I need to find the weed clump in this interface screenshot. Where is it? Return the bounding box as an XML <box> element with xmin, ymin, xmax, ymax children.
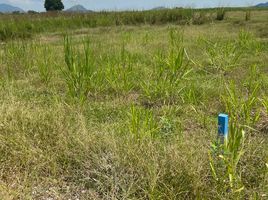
<box><xmin>62</xmin><ymin>36</ymin><xmax>95</xmax><ymax>102</ymax></box>
<box><xmin>216</xmin><ymin>8</ymin><xmax>226</xmax><ymax>21</ymax></box>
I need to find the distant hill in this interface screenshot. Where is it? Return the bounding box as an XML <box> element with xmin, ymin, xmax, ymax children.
<box><xmin>151</xmin><ymin>6</ymin><xmax>168</xmax><ymax>10</ymax></box>
<box><xmin>0</xmin><ymin>3</ymin><xmax>24</xmax><ymax>13</ymax></box>
<box><xmin>255</xmin><ymin>2</ymin><xmax>268</xmax><ymax>7</ymax></box>
<box><xmin>66</xmin><ymin>5</ymin><xmax>93</xmax><ymax>13</ymax></box>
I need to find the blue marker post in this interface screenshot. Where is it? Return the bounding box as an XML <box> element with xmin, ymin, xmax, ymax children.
<box><xmin>218</xmin><ymin>114</ymin><xmax>229</xmax><ymax>144</ymax></box>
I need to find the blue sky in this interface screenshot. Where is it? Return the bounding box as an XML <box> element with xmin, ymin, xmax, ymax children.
<box><xmin>1</xmin><ymin>0</ymin><xmax>265</xmax><ymax>11</ymax></box>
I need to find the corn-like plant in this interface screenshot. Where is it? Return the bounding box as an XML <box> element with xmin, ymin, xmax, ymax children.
<box><xmin>238</xmin><ymin>30</ymin><xmax>253</xmax><ymax>47</ymax></box>
<box><xmin>105</xmin><ymin>62</ymin><xmax>134</xmax><ymax>94</ymax></box>
<box><xmin>142</xmin><ymin>29</ymin><xmax>192</xmax><ymax>104</ymax></box>
<box><xmin>182</xmin><ymin>83</ymin><xmax>202</xmax><ymax>105</ymax></box>
<box><xmin>36</xmin><ymin>45</ymin><xmax>53</xmax><ymax>85</ymax></box>
<box><xmin>163</xmin><ymin>30</ymin><xmax>191</xmax><ymax>84</ymax></box>
<box><xmin>222</xmin><ymin>82</ymin><xmax>260</xmax><ymax>127</ymax></box>
<box><xmin>128</xmin><ymin>105</ymin><xmax>159</xmax><ymax>139</ymax></box>
<box><xmin>238</xmin><ymin>30</ymin><xmax>263</xmax><ymax>54</ymax></box>
<box><xmin>200</xmin><ymin>38</ymin><xmax>242</xmax><ymax>73</ymax></box>
<box><xmin>62</xmin><ymin>36</ymin><xmax>95</xmax><ymax>101</ymax></box>
<box><xmin>209</xmin><ymin>123</ymin><xmax>245</xmax><ymax>196</ymax></box>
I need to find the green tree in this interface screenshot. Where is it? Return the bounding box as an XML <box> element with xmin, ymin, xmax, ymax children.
<box><xmin>44</xmin><ymin>0</ymin><xmax>64</xmax><ymax>11</ymax></box>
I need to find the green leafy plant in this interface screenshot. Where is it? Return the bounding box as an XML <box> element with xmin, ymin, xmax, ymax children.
<box><xmin>105</xmin><ymin>62</ymin><xmax>134</xmax><ymax>94</ymax></box>
<box><xmin>200</xmin><ymin>38</ymin><xmax>242</xmax><ymax>73</ymax></box>
<box><xmin>2</xmin><ymin>41</ymin><xmax>34</xmax><ymax>79</ymax></box>
<box><xmin>142</xmin><ymin>29</ymin><xmax>192</xmax><ymax>104</ymax></box>
<box><xmin>222</xmin><ymin>81</ymin><xmax>260</xmax><ymax>127</ymax></box>
<box><xmin>128</xmin><ymin>105</ymin><xmax>159</xmax><ymax>139</ymax></box>
<box><xmin>62</xmin><ymin>36</ymin><xmax>95</xmax><ymax>101</ymax></box>
<box><xmin>209</xmin><ymin>123</ymin><xmax>245</xmax><ymax>196</ymax></box>
<box><xmin>238</xmin><ymin>30</ymin><xmax>263</xmax><ymax>54</ymax></box>
<box><xmin>36</xmin><ymin>45</ymin><xmax>53</xmax><ymax>85</ymax></box>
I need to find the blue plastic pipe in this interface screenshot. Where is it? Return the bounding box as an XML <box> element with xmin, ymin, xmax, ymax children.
<box><xmin>218</xmin><ymin>113</ymin><xmax>229</xmax><ymax>140</ymax></box>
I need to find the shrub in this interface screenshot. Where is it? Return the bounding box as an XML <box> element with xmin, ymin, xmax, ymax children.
<box><xmin>245</xmin><ymin>10</ymin><xmax>251</xmax><ymax>21</ymax></box>
<box><xmin>216</xmin><ymin>8</ymin><xmax>226</xmax><ymax>21</ymax></box>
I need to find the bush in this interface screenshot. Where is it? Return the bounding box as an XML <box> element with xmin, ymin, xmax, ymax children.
<box><xmin>216</xmin><ymin>8</ymin><xmax>226</xmax><ymax>21</ymax></box>
<box><xmin>245</xmin><ymin>10</ymin><xmax>251</xmax><ymax>21</ymax></box>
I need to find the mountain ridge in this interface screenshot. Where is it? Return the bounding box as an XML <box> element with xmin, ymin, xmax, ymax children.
<box><xmin>255</xmin><ymin>2</ymin><xmax>268</xmax><ymax>7</ymax></box>
<box><xmin>66</xmin><ymin>5</ymin><xmax>93</xmax><ymax>13</ymax></box>
<box><xmin>0</xmin><ymin>3</ymin><xmax>24</xmax><ymax>13</ymax></box>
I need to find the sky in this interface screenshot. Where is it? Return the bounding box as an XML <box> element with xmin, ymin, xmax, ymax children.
<box><xmin>0</xmin><ymin>0</ymin><xmax>266</xmax><ymax>11</ymax></box>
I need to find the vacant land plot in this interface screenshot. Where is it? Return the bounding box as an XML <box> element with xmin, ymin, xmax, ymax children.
<box><xmin>0</xmin><ymin>9</ymin><xmax>267</xmax><ymax>199</ymax></box>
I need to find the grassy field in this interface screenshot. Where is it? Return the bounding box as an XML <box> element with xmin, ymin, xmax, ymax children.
<box><xmin>0</xmin><ymin>9</ymin><xmax>267</xmax><ymax>199</ymax></box>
